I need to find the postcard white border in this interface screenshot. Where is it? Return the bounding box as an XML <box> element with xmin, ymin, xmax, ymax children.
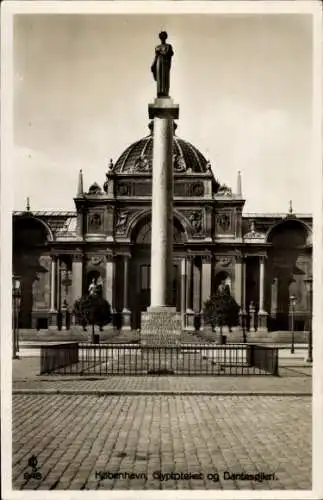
<box><xmin>1</xmin><ymin>1</ymin><xmax>322</xmax><ymax>500</ymax></box>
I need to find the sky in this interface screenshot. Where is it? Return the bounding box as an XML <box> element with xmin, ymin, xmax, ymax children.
<box><xmin>13</xmin><ymin>13</ymin><xmax>313</xmax><ymax>213</ymax></box>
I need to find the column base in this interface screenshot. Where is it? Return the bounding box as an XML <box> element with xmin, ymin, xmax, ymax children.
<box><xmin>198</xmin><ymin>311</ymin><xmax>204</xmax><ymax>331</ymax></box>
<box><xmin>48</xmin><ymin>311</ymin><xmax>58</xmax><ymax>330</ymax></box>
<box><xmin>121</xmin><ymin>308</ymin><xmax>132</xmax><ymax>331</ymax></box>
<box><xmin>140</xmin><ymin>306</ymin><xmax>181</xmax><ymax>346</ymax></box>
<box><xmin>185</xmin><ymin>309</ymin><xmax>195</xmax><ymax>331</ymax></box>
<box><xmin>258</xmin><ymin>311</ymin><xmax>268</xmax><ymax>331</ymax></box>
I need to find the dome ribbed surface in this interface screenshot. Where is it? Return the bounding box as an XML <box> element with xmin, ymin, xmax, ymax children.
<box><xmin>113</xmin><ymin>134</ymin><xmax>208</xmax><ymax>173</ymax></box>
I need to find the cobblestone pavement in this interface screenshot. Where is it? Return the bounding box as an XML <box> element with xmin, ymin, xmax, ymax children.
<box><xmin>12</xmin><ymin>394</ymin><xmax>311</xmax><ymax>490</ymax></box>
<box><xmin>12</xmin><ymin>357</ymin><xmax>312</xmax><ymax>394</ymax></box>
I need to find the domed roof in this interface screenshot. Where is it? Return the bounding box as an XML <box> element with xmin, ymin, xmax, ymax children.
<box><xmin>113</xmin><ymin>124</ymin><xmax>209</xmax><ymax>174</ymax></box>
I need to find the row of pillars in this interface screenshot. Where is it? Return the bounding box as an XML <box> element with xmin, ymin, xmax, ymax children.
<box><xmin>49</xmin><ymin>255</ymin><xmax>117</xmax><ymax>312</ymax></box>
<box><xmin>235</xmin><ymin>256</ymin><xmax>267</xmax><ymax>315</ymax></box>
<box><xmin>48</xmin><ymin>253</ymin><xmax>268</xmax><ymax>329</ymax></box>
<box><xmin>50</xmin><ymin>257</ymin><xmax>82</xmax><ymax>312</ymax></box>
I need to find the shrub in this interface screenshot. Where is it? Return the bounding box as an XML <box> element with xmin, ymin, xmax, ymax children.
<box><xmin>73</xmin><ymin>294</ymin><xmax>112</xmax><ymax>342</ymax></box>
<box><xmin>203</xmin><ymin>284</ymin><xmax>239</xmax><ymax>332</ymax></box>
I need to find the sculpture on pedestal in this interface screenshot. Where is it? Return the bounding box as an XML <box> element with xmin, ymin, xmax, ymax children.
<box><xmin>151</xmin><ymin>31</ymin><xmax>174</xmax><ymax>97</ymax></box>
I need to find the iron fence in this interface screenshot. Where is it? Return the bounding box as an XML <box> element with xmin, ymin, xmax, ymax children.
<box><xmin>40</xmin><ymin>342</ymin><xmax>79</xmax><ymax>374</ymax></box>
<box><xmin>40</xmin><ymin>343</ymin><xmax>279</xmax><ymax>376</ymax></box>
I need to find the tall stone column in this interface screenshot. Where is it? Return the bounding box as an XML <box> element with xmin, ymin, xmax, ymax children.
<box><xmin>150</xmin><ymin>106</ymin><xmax>177</xmax><ymax>306</ymax></box>
<box><xmin>258</xmin><ymin>255</ymin><xmax>268</xmax><ymax>331</ymax></box>
<box><xmin>71</xmin><ymin>254</ymin><xmax>83</xmax><ymax>305</ymax></box>
<box><xmin>140</xmin><ymin>95</ymin><xmax>180</xmax><ymax>346</ymax></box>
<box><xmin>200</xmin><ymin>256</ymin><xmax>212</xmax><ymax>331</ymax></box>
<box><xmin>105</xmin><ymin>255</ymin><xmax>116</xmax><ymax>327</ymax></box>
<box><xmin>50</xmin><ymin>256</ymin><xmax>57</xmax><ymax>312</ymax></box>
<box><xmin>122</xmin><ymin>255</ymin><xmax>131</xmax><ymax>330</ymax></box>
<box><xmin>48</xmin><ymin>255</ymin><xmax>58</xmax><ymax>329</ymax></box>
<box><xmin>193</xmin><ymin>261</ymin><xmax>201</xmax><ymax>328</ymax></box>
<box><xmin>234</xmin><ymin>257</ymin><xmax>243</xmax><ymax>307</ymax></box>
<box><xmin>56</xmin><ymin>257</ymin><xmax>61</xmax><ymax>311</ymax></box>
<box><xmin>242</xmin><ymin>258</ymin><xmax>247</xmax><ymax>314</ymax></box>
<box><xmin>105</xmin><ymin>256</ymin><xmax>115</xmax><ymax>305</ymax></box>
<box><xmin>185</xmin><ymin>257</ymin><xmax>195</xmax><ymax>331</ymax></box>
<box><xmin>180</xmin><ymin>258</ymin><xmax>186</xmax><ymax>328</ymax></box>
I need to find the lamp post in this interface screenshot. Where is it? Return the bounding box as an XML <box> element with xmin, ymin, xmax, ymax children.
<box><xmin>304</xmin><ymin>274</ymin><xmax>313</xmax><ymax>363</ymax></box>
<box><xmin>289</xmin><ymin>295</ymin><xmax>296</xmax><ymax>354</ymax></box>
<box><xmin>12</xmin><ymin>276</ymin><xmax>21</xmax><ymax>359</ymax></box>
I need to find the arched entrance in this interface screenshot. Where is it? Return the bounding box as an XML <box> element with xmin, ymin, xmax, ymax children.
<box><xmin>266</xmin><ymin>219</ymin><xmax>311</xmax><ymax>331</ymax></box>
<box><xmin>129</xmin><ymin>215</ymin><xmax>186</xmax><ymax>328</ymax></box>
<box><xmin>13</xmin><ymin>216</ymin><xmax>52</xmax><ymax>328</ymax></box>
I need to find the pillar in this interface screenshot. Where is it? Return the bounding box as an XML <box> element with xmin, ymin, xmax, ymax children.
<box><xmin>140</xmin><ymin>96</ymin><xmax>181</xmax><ymax>347</ymax></box>
<box><xmin>50</xmin><ymin>256</ymin><xmax>56</xmax><ymax>312</ymax></box>
<box><xmin>242</xmin><ymin>258</ymin><xmax>247</xmax><ymax>314</ymax></box>
<box><xmin>193</xmin><ymin>260</ymin><xmax>201</xmax><ymax>330</ymax></box>
<box><xmin>234</xmin><ymin>257</ymin><xmax>243</xmax><ymax>307</ymax></box>
<box><xmin>105</xmin><ymin>257</ymin><xmax>114</xmax><ymax>305</ymax></box>
<box><xmin>185</xmin><ymin>257</ymin><xmax>195</xmax><ymax>331</ymax></box>
<box><xmin>258</xmin><ymin>256</ymin><xmax>268</xmax><ymax>331</ymax></box>
<box><xmin>56</xmin><ymin>257</ymin><xmax>61</xmax><ymax>312</ymax></box>
<box><xmin>48</xmin><ymin>255</ymin><xmax>58</xmax><ymax>329</ymax></box>
<box><xmin>71</xmin><ymin>254</ymin><xmax>83</xmax><ymax>304</ymax></box>
<box><xmin>185</xmin><ymin>257</ymin><xmax>193</xmax><ymax>310</ymax></box>
<box><xmin>105</xmin><ymin>256</ymin><xmax>116</xmax><ymax>327</ymax></box>
<box><xmin>193</xmin><ymin>260</ymin><xmax>201</xmax><ymax>312</ymax></box>
<box><xmin>150</xmin><ymin>113</ymin><xmax>175</xmax><ymax>307</ymax></box>
<box><xmin>200</xmin><ymin>256</ymin><xmax>212</xmax><ymax>331</ymax></box>
<box><xmin>259</xmin><ymin>256</ymin><xmax>266</xmax><ymax>312</ymax></box>
<box><xmin>180</xmin><ymin>258</ymin><xmax>186</xmax><ymax>328</ymax></box>
<box><xmin>122</xmin><ymin>255</ymin><xmax>131</xmax><ymax>330</ymax></box>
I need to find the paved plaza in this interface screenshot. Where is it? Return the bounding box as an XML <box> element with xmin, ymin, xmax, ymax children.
<box><xmin>11</xmin><ymin>353</ymin><xmax>312</xmax><ymax>491</ymax></box>
<box><xmin>13</xmin><ymin>393</ymin><xmax>311</xmax><ymax>490</ymax></box>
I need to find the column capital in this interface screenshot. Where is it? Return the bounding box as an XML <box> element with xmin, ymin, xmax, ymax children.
<box><xmin>105</xmin><ymin>253</ymin><xmax>116</xmax><ymax>263</ymax></box>
<box><xmin>201</xmin><ymin>254</ymin><xmax>212</xmax><ymax>264</ymax></box>
<box><xmin>72</xmin><ymin>253</ymin><xmax>83</xmax><ymax>262</ymax></box>
<box><xmin>234</xmin><ymin>254</ymin><xmax>244</xmax><ymax>264</ymax></box>
<box><xmin>148</xmin><ymin>97</ymin><xmax>179</xmax><ymax>120</ymax></box>
<box><xmin>186</xmin><ymin>254</ymin><xmax>194</xmax><ymax>264</ymax></box>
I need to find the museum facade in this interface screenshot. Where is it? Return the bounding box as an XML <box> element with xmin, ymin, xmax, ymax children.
<box><xmin>13</xmin><ymin>122</ymin><xmax>312</xmax><ymax>332</ymax></box>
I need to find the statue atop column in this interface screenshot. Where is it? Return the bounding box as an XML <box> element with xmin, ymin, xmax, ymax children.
<box><xmin>151</xmin><ymin>31</ymin><xmax>174</xmax><ymax>98</ymax></box>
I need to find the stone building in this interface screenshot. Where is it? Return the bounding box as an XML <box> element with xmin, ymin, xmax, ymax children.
<box><xmin>13</xmin><ymin>122</ymin><xmax>312</xmax><ymax>333</ymax></box>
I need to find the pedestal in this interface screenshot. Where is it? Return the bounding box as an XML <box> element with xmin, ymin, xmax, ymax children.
<box><xmin>258</xmin><ymin>311</ymin><xmax>268</xmax><ymax>331</ymax></box>
<box><xmin>140</xmin><ymin>306</ymin><xmax>181</xmax><ymax>346</ymax></box>
<box><xmin>121</xmin><ymin>308</ymin><xmax>131</xmax><ymax>331</ymax></box>
<box><xmin>249</xmin><ymin>304</ymin><xmax>256</xmax><ymax>332</ymax></box>
<box><xmin>48</xmin><ymin>311</ymin><xmax>58</xmax><ymax>330</ymax></box>
<box><xmin>185</xmin><ymin>309</ymin><xmax>195</xmax><ymax>331</ymax></box>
